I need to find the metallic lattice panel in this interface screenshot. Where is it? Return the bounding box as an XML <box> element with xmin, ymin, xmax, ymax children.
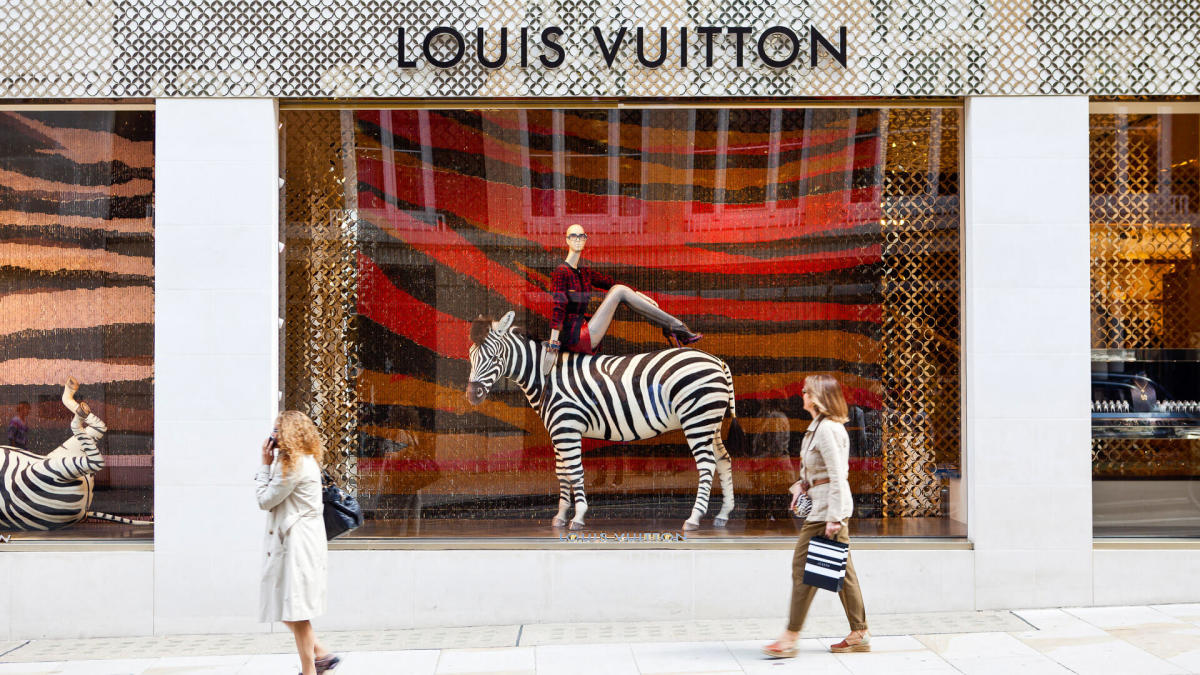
<box><xmin>1089</xmin><ymin>109</ymin><xmax>1200</xmax><ymax>482</ymax></box>
<box><xmin>282</xmin><ymin>110</ymin><xmax>361</xmax><ymax>490</ymax></box>
<box><xmin>880</xmin><ymin>108</ymin><xmax>961</xmax><ymax>517</ymax></box>
<box><xmin>0</xmin><ymin>1</ymin><xmax>1198</xmax><ymax>98</ymax></box>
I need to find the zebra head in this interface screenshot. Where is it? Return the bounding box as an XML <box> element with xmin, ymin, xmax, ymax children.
<box><xmin>465</xmin><ymin>311</ymin><xmax>515</xmax><ymax>405</ymax></box>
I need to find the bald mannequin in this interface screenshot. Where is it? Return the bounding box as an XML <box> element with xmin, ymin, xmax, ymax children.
<box><xmin>544</xmin><ymin>224</ymin><xmax>701</xmax><ymax>373</ymax></box>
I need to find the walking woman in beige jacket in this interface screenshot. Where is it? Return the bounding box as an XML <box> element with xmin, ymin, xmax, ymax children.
<box><xmin>256</xmin><ymin>410</ymin><xmax>340</xmax><ymax>674</ymax></box>
<box><xmin>762</xmin><ymin>375</ymin><xmax>870</xmax><ymax>659</ymax></box>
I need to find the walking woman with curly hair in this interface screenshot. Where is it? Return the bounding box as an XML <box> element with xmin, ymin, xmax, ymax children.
<box><xmin>256</xmin><ymin>410</ymin><xmax>340</xmax><ymax>674</ymax></box>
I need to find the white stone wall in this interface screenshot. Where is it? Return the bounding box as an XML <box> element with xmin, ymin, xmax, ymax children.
<box><xmin>963</xmin><ymin>96</ymin><xmax>1095</xmax><ymax>608</ymax></box>
<box><xmin>153</xmin><ymin>99</ymin><xmax>280</xmax><ymax>634</ymax></box>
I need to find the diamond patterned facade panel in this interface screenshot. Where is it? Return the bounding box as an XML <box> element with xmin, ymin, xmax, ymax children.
<box><xmin>0</xmin><ymin>1</ymin><xmax>1197</xmax><ymax>98</ymax></box>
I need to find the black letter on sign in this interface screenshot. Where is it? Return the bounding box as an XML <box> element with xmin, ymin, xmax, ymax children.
<box><xmin>809</xmin><ymin>26</ymin><xmax>847</xmax><ymax>68</ymax></box>
<box><xmin>696</xmin><ymin>26</ymin><xmax>721</xmax><ymax>67</ymax></box>
<box><xmin>592</xmin><ymin>26</ymin><xmax>627</xmax><ymax>67</ymax></box>
<box><xmin>541</xmin><ymin>26</ymin><xmax>566</xmax><ymax>68</ymax></box>
<box><xmin>477</xmin><ymin>27</ymin><xmax>508</xmax><ymax>68</ymax></box>
<box><xmin>636</xmin><ymin>27</ymin><xmax>668</xmax><ymax>67</ymax></box>
<box><xmin>398</xmin><ymin>27</ymin><xmax>418</xmax><ymax>68</ymax></box>
<box><xmin>424</xmin><ymin>26</ymin><xmax>466</xmax><ymax>68</ymax></box>
<box><xmin>521</xmin><ymin>27</ymin><xmax>529</xmax><ymax>67</ymax></box>
<box><xmin>727</xmin><ymin>26</ymin><xmax>752</xmax><ymax>67</ymax></box>
<box><xmin>679</xmin><ymin>27</ymin><xmax>688</xmax><ymax>67</ymax></box>
<box><xmin>757</xmin><ymin>26</ymin><xmax>798</xmax><ymax>68</ymax></box>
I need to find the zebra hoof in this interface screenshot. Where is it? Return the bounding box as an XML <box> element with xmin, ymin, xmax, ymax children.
<box><xmin>551</xmin><ymin>517</ymin><xmax>568</xmax><ymax>528</ymax></box>
<box><xmin>569</xmin><ymin>520</ymin><xmax>585</xmax><ymax>531</ymax></box>
<box><xmin>682</xmin><ymin>519</ymin><xmax>700</xmax><ymax>531</ymax></box>
<box><xmin>713</xmin><ymin>517</ymin><xmax>728</xmax><ymax>528</ymax></box>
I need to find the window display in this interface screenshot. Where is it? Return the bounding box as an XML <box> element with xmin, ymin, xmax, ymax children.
<box><xmin>1090</xmin><ymin>105</ymin><xmax>1200</xmax><ymax>536</ymax></box>
<box><xmin>281</xmin><ymin>106</ymin><xmax>962</xmax><ymax>539</ymax></box>
<box><xmin>0</xmin><ymin>109</ymin><xmax>155</xmax><ymax>539</ymax></box>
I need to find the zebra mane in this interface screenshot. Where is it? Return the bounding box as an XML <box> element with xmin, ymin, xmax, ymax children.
<box><xmin>470</xmin><ymin>314</ymin><xmax>530</xmax><ymax>345</ymax></box>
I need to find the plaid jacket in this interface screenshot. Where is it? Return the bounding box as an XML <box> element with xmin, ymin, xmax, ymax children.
<box><xmin>549</xmin><ymin>263</ymin><xmax>624</xmax><ymax>348</ymax></box>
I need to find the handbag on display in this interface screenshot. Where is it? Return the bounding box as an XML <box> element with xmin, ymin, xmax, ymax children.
<box><xmin>321</xmin><ymin>471</ymin><xmax>364</xmax><ymax>540</ymax></box>
<box><xmin>802</xmin><ymin>535</ymin><xmax>849</xmax><ymax>592</ymax></box>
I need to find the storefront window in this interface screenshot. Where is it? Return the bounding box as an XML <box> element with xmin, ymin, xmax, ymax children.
<box><xmin>281</xmin><ymin>105</ymin><xmax>962</xmax><ymax>539</ymax></box>
<box><xmin>1090</xmin><ymin>103</ymin><xmax>1200</xmax><ymax>536</ymax></box>
<box><xmin>0</xmin><ymin>109</ymin><xmax>155</xmax><ymax>539</ymax></box>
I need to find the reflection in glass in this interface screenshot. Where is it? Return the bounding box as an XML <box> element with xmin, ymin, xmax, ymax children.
<box><xmin>1090</xmin><ymin>110</ymin><xmax>1200</xmax><ymax>536</ymax></box>
<box><xmin>282</xmin><ymin>107</ymin><xmax>962</xmax><ymax>538</ymax></box>
<box><xmin>0</xmin><ymin>111</ymin><xmax>155</xmax><ymax>539</ymax></box>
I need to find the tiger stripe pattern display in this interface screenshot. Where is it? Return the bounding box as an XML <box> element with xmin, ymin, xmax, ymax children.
<box><xmin>282</xmin><ymin>106</ymin><xmax>961</xmax><ymax>532</ymax></box>
<box><xmin>0</xmin><ymin>110</ymin><xmax>155</xmax><ymax>532</ymax></box>
<box><xmin>466</xmin><ymin>311</ymin><xmax>741</xmax><ymax>530</ymax></box>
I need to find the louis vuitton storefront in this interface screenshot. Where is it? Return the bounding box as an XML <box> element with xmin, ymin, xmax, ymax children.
<box><xmin>0</xmin><ymin>0</ymin><xmax>1197</xmax><ymax>640</ymax></box>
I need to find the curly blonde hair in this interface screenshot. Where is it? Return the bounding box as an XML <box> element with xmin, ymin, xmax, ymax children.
<box><xmin>276</xmin><ymin>410</ymin><xmax>325</xmax><ymax>476</ymax></box>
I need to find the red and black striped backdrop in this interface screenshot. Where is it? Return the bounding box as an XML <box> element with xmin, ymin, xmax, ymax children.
<box><xmin>349</xmin><ymin>108</ymin><xmax>897</xmax><ymax>522</ymax></box>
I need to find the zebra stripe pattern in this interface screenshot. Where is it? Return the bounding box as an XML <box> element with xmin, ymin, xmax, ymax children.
<box><xmin>0</xmin><ymin>411</ymin><xmax>106</xmax><ymax>531</ymax></box>
<box><xmin>466</xmin><ymin>311</ymin><xmax>741</xmax><ymax>530</ymax></box>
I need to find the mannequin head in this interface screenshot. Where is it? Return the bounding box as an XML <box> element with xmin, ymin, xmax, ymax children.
<box><xmin>566</xmin><ymin>224</ymin><xmax>588</xmax><ymax>255</ymax></box>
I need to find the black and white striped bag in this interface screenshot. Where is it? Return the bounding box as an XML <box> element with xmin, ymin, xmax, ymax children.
<box><xmin>803</xmin><ymin>536</ymin><xmax>849</xmax><ymax>592</ymax></box>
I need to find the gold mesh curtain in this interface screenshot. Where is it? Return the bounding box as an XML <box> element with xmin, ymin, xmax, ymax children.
<box><xmin>880</xmin><ymin>108</ymin><xmax>962</xmax><ymax>517</ymax></box>
<box><xmin>1090</xmin><ymin>109</ymin><xmax>1200</xmax><ymax>481</ymax></box>
<box><xmin>282</xmin><ymin>110</ymin><xmax>361</xmax><ymax>490</ymax></box>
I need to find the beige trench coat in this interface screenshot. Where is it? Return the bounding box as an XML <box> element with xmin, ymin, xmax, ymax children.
<box><xmin>255</xmin><ymin>454</ymin><xmax>327</xmax><ymax>622</ymax></box>
<box><xmin>798</xmin><ymin>416</ymin><xmax>855</xmax><ymax>523</ymax></box>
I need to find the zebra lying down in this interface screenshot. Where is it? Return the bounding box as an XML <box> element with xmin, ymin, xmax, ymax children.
<box><xmin>0</xmin><ymin>378</ymin><xmax>151</xmax><ymax>531</ymax></box>
<box><xmin>466</xmin><ymin>311</ymin><xmax>745</xmax><ymax>531</ymax></box>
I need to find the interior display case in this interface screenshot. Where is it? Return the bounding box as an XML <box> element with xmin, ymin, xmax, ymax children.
<box><xmin>1092</xmin><ymin>350</ymin><xmax>1200</xmax><ymax>439</ymax></box>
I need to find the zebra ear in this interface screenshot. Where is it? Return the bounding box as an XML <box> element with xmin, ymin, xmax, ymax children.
<box><xmin>495</xmin><ymin>311</ymin><xmax>515</xmax><ymax>333</ymax></box>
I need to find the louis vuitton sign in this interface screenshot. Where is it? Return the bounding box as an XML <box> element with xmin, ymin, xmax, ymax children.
<box><xmin>397</xmin><ymin>26</ymin><xmax>849</xmax><ymax>70</ymax></box>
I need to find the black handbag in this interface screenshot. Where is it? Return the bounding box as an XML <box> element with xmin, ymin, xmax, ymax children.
<box><xmin>321</xmin><ymin>471</ymin><xmax>364</xmax><ymax>540</ymax></box>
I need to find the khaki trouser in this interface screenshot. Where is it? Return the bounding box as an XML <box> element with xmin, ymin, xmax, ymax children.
<box><xmin>788</xmin><ymin>518</ymin><xmax>868</xmax><ymax>632</ymax></box>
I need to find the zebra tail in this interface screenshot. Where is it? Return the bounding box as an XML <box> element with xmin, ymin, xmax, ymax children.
<box><xmin>85</xmin><ymin>511</ymin><xmax>154</xmax><ymax>526</ymax></box>
<box><xmin>721</xmin><ymin>359</ymin><xmax>747</xmax><ymax>456</ymax></box>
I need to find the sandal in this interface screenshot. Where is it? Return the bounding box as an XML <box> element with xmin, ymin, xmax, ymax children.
<box><xmin>316</xmin><ymin>653</ymin><xmax>341</xmax><ymax>672</ymax></box>
<box><xmin>830</xmin><ymin>630</ymin><xmax>871</xmax><ymax>653</ymax></box>
<box><xmin>761</xmin><ymin>640</ymin><xmax>798</xmax><ymax>659</ymax></box>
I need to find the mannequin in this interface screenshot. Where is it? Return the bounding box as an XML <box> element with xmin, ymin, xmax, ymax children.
<box><xmin>544</xmin><ymin>224</ymin><xmax>701</xmax><ymax>373</ymax></box>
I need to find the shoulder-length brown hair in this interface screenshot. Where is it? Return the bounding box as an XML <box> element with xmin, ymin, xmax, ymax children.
<box><xmin>805</xmin><ymin>374</ymin><xmax>849</xmax><ymax>424</ymax></box>
<box><xmin>276</xmin><ymin>410</ymin><xmax>325</xmax><ymax>476</ymax></box>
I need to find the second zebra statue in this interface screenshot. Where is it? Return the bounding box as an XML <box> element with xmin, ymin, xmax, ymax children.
<box><xmin>465</xmin><ymin>311</ymin><xmax>745</xmax><ymax>531</ymax></box>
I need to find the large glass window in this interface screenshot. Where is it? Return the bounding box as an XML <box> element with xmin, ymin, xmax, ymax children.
<box><xmin>1090</xmin><ymin>102</ymin><xmax>1200</xmax><ymax>536</ymax></box>
<box><xmin>281</xmin><ymin>105</ymin><xmax>962</xmax><ymax>539</ymax></box>
<box><xmin>0</xmin><ymin>109</ymin><xmax>155</xmax><ymax>540</ymax></box>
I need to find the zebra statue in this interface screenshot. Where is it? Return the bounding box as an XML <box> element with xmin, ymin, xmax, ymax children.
<box><xmin>0</xmin><ymin>378</ymin><xmax>150</xmax><ymax>531</ymax></box>
<box><xmin>465</xmin><ymin>311</ymin><xmax>745</xmax><ymax>531</ymax></box>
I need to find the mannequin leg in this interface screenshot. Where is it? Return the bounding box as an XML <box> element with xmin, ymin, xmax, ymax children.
<box><xmin>588</xmin><ymin>285</ymin><xmax>694</xmax><ymax>344</ymax></box>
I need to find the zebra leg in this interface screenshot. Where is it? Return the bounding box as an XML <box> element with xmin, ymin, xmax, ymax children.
<box><xmin>554</xmin><ymin>433</ymin><xmax>589</xmax><ymax>530</ymax></box>
<box><xmin>712</xmin><ymin>430</ymin><xmax>735</xmax><ymax>527</ymax></box>
<box><xmin>552</xmin><ymin>452</ymin><xmax>571</xmax><ymax>528</ymax></box>
<box><xmin>682</xmin><ymin>426</ymin><xmax>718</xmax><ymax>531</ymax></box>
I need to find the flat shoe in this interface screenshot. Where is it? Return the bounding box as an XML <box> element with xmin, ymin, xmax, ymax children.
<box><xmin>316</xmin><ymin>653</ymin><xmax>341</xmax><ymax>672</ymax></box>
<box><xmin>761</xmin><ymin>641</ymin><xmax>798</xmax><ymax>659</ymax></box>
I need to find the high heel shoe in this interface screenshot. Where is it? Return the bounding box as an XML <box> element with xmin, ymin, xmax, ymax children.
<box><xmin>663</xmin><ymin>323</ymin><xmax>703</xmax><ymax>347</ymax></box>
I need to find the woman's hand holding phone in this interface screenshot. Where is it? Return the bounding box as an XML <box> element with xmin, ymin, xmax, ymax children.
<box><xmin>261</xmin><ymin>434</ymin><xmax>276</xmax><ymax>466</ymax></box>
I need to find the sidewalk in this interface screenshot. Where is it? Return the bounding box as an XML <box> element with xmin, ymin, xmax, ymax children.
<box><xmin>1</xmin><ymin>604</ymin><xmax>1198</xmax><ymax>674</ymax></box>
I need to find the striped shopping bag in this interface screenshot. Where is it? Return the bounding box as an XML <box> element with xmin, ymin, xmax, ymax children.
<box><xmin>803</xmin><ymin>536</ymin><xmax>849</xmax><ymax>592</ymax></box>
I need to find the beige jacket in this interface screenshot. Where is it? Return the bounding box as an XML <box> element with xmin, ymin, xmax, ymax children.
<box><xmin>797</xmin><ymin>416</ymin><xmax>854</xmax><ymax>523</ymax></box>
<box><xmin>256</xmin><ymin>454</ymin><xmax>327</xmax><ymax>622</ymax></box>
